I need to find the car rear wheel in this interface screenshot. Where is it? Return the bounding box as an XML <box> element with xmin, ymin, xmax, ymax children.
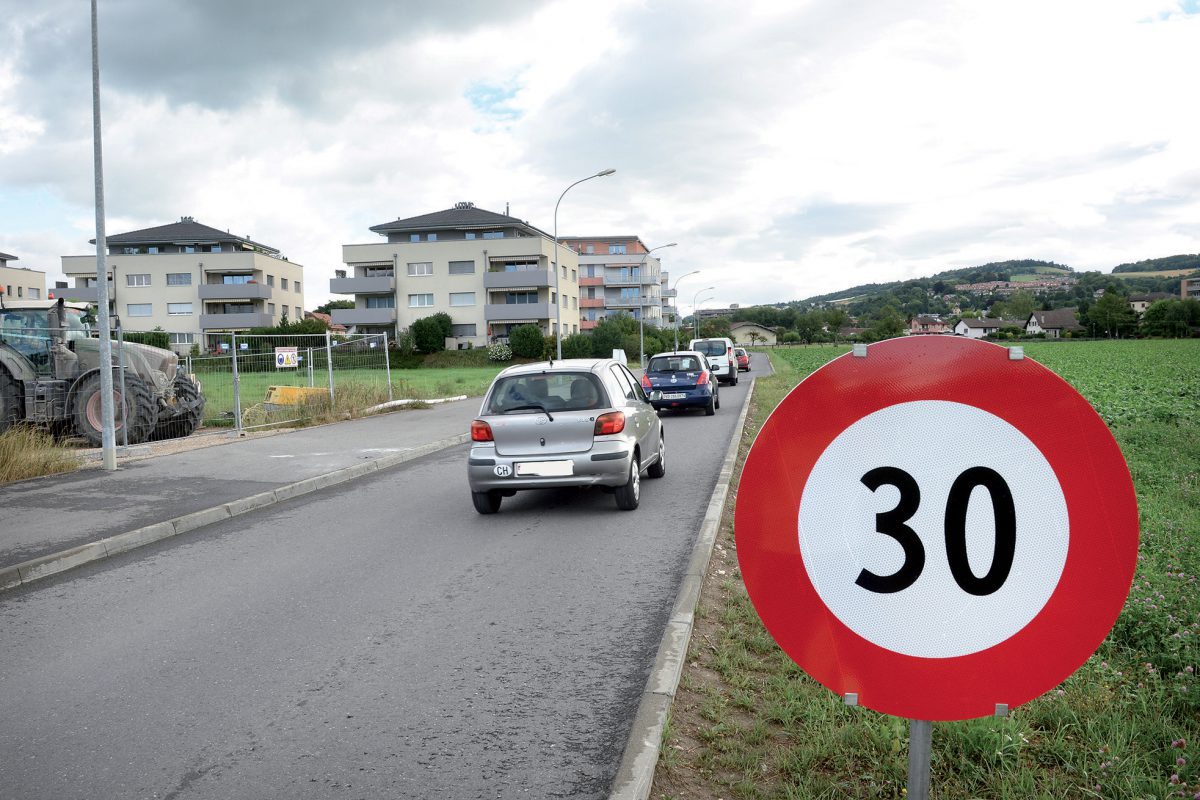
<box><xmin>471</xmin><ymin>490</ymin><xmax>502</xmax><ymax>514</ymax></box>
<box><xmin>647</xmin><ymin>434</ymin><xmax>666</xmax><ymax>478</ymax></box>
<box><xmin>615</xmin><ymin>454</ymin><xmax>641</xmax><ymax>510</ymax></box>
<box><xmin>705</xmin><ymin>394</ymin><xmax>716</xmax><ymax>416</ymax></box>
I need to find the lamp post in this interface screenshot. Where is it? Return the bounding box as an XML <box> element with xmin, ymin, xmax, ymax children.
<box><xmin>670</xmin><ymin>269</ymin><xmax>700</xmax><ymax>351</ymax></box>
<box><xmin>553</xmin><ymin>168</ymin><xmax>616</xmax><ymax>359</ymax></box>
<box><xmin>692</xmin><ymin>287</ymin><xmax>715</xmax><ymax>340</ymax></box>
<box><xmin>637</xmin><ymin>242</ymin><xmax>676</xmax><ymax>367</ymax></box>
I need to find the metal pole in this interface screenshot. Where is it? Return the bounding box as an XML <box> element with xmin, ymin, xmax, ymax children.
<box><xmin>552</xmin><ymin>168</ymin><xmax>615</xmax><ymax>360</ymax></box>
<box><xmin>116</xmin><ymin>325</ymin><xmax>128</xmax><ymax>448</ymax></box>
<box><xmin>670</xmin><ymin>269</ymin><xmax>700</xmax><ymax>351</ymax></box>
<box><xmin>90</xmin><ymin>0</ymin><xmax>116</xmax><ymax>470</ymax></box>
<box><xmin>325</xmin><ymin>331</ymin><xmax>335</xmax><ymax>405</ymax></box>
<box><xmin>307</xmin><ymin>347</ymin><xmax>314</xmax><ymax>387</ymax></box>
<box><xmin>382</xmin><ymin>333</ymin><xmax>393</xmax><ymax>402</ymax></box>
<box><xmin>231</xmin><ymin>334</ymin><xmax>243</xmax><ymax>436</ymax></box>
<box><xmin>637</xmin><ymin>243</ymin><xmax>676</xmax><ymax>367</ymax></box>
<box><xmin>907</xmin><ymin>719</ymin><xmax>932</xmax><ymax>800</ymax></box>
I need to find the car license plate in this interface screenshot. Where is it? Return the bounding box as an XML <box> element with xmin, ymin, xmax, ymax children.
<box><xmin>516</xmin><ymin>460</ymin><xmax>573</xmax><ymax>477</ymax></box>
<box><xmin>662</xmin><ymin>392</ymin><xmax>687</xmax><ymax>399</ymax></box>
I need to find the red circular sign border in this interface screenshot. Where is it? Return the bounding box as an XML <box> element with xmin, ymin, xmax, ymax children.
<box><xmin>735</xmin><ymin>337</ymin><xmax>1139</xmax><ymax>721</ymax></box>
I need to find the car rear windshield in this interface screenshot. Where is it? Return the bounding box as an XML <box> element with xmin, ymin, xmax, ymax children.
<box><xmin>648</xmin><ymin>355</ymin><xmax>702</xmax><ymax>372</ymax></box>
<box><xmin>486</xmin><ymin>372</ymin><xmax>607</xmax><ymax>414</ymax></box>
<box><xmin>693</xmin><ymin>340</ymin><xmax>726</xmax><ymax>356</ymax></box>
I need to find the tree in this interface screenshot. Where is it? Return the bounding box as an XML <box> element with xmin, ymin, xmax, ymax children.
<box><xmin>991</xmin><ymin>289</ymin><xmax>1037</xmax><ymax>321</ymax></box>
<box><xmin>561</xmin><ymin>332</ymin><xmax>593</xmax><ymax>358</ymax></box>
<box><xmin>1085</xmin><ymin>289</ymin><xmax>1137</xmax><ymax>337</ymax></box>
<box><xmin>410</xmin><ymin>312</ymin><xmax>453</xmax><ymax>353</ymax></box>
<box><xmin>747</xmin><ymin>332</ymin><xmax>764</xmax><ymax>348</ymax></box>
<box><xmin>315</xmin><ymin>299</ymin><xmax>355</xmax><ymax>315</ymax></box>
<box><xmin>1141</xmin><ymin>299</ymin><xmax>1200</xmax><ymax>338</ymax></box>
<box><xmin>509</xmin><ymin>324</ymin><xmax>545</xmax><ymax>359</ymax></box>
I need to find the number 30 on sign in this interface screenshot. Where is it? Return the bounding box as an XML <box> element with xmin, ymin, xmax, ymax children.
<box><xmin>735</xmin><ymin>337</ymin><xmax>1138</xmax><ymax>722</ymax></box>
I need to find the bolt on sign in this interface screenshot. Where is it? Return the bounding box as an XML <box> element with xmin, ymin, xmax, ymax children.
<box><xmin>735</xmin><ymin>336</ymin><xmax>1138</xmax><ymax>723</ymax></box>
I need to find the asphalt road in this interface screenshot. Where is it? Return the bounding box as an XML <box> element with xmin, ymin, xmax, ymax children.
<box><xmin>0</xmin><ymin>368</ymin><xmax>758</xmax><ymax>799</ymax></box>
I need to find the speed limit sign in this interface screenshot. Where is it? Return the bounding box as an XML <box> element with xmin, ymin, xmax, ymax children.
<box><xmin>735</xmin><ymin>337</ymin><xmax>1138</xmax><ymax>721</ymax></box>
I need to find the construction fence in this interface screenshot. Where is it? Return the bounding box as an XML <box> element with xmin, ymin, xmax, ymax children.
<box><xmin>185</xmin><ymin>332</ymin><xmax>393</xmax><ymax>434</ymax></box>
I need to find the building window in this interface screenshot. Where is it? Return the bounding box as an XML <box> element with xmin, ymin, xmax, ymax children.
<box><xmin>364</xmin><ymin>266</ymin><xmax>393</xmax><ymax>277</ymax></box>
<box><xmin>571</xmin><ymin>269</ymin><xmax>576</xmax><ymax>282</ymax></box>
<box><xmin>449</xmin><ymin>292</ymin><xmax>475</xmax><ymax>306</ymax></box>
<box><xmin>572</xmin><ymin>297</ymin><xmax>577</xmax><ymax>309</ymax></box>
<box><xmin>267</xmin><ymin>275</ymin><xmax>275</xmax><ymax>287</ymax></box>
<box><xmin>147</xmin><ymin>246</ymin><xmax>160</xmax><ymax>254</ymax></box>
<box><xmin>427</xmin><ymin>233</ymin><xmax>437</xmax><ymax>242</ymax></box>
<box><xmin>465</xmin><ymin>232</ymin><xmax>476</xmax><ymax>240</ymax></box>
<box><xmin>562</xmin><ymin>295</ymin><xmax>568</xmax><ymax>308</ymax></box>
<box><xmin>449</xmin><ymin>260</ymin><xmax>475</xmax><ymax>275</ymax></box>
<box><xmin>127</xmin><ymin>273</ymin><xmax>151</xmax><ymax>287</ymax></box>
<box><xmin>29</xmin><ymin>288</ymin><xmax>40</xmax><ymax>299</ymax></box>
<box><xmin>482</xmin><ymin>231</ymin><xmax>504</xmax><ymax>239</ymax></box>
<box><xmin>410</xmin><ymin>234</ymin><xmax>420</xmax><ymax>242</ymax></box>
<box><xmin>209</xmin><ymin>244</ymin><xmax>222</xmax><ymax>253</ymax></box>
<box><xmin>504</xmin><ymin>291</ymin><xmax>538</xmax><ymax>305</ymax></box>
<box><xmin>127</xmin><ymin>303</ymin><xmax>152</xmax><ymax>317</ymax></box>
<box><xmin>169</xmin><ymin>333</ymin><xmax>195</xmax><ymax>345</ymax></box>
<box><xmin>407</xmin><ymin>262</ymin><xmax>433</xmax><ymax>277</ymax></box>
<box><xmin>366</xmin><ymin>295</ymin><xmax>395</xmax><ymax>309</ymax></box>
<box><xmin>218</xmin><ymin>303</ymin><xmax>254</xmax><ymax>314</ymax></box>
<box><xmin>294</xmin><ymin>282</ymin><xmax>301</xmax><ymax>293</ymax></box>
<box><xmin>268</xmin><ymin>303</ymin><xmax>276</xmax><ymax>314</ymax></box>
<box><xmin>167</xmin><ymin>303</ymin><xmax>193</xmax><ymax>315</ymax></box>
<box><xmin>295</xmin><ymin>306</ymin><xmax>301</xmax><ymax>318</ymax></box>
<box><xmin>586</xmin><ymin>245</ymin><xmax>594</xmax><ymax>254</ymax></box>
<box><xmin>183</xmin><ymin>245</ymin><xmax>198</xmax><ymax>254</ymax></box>
<box><xmin>409</xmin><ymin>293</ymin><xmax>434</xmax><ymax>307</ymax></box>
<box><xmin>608</xmin><ymin>244</ymin><xmax>627</xmax><ymax>255</ymax></box>
<box><xmin>222</xmin><ymin>274</ymin><xmax>252</xmax><ymax>284</ymax></box>
<box><xmin>562</xmin><ymin>265</ymin><xmax>567</xmax><ymax>279</ymax></box>
<box><xmin>281</xmin><ymin>278</ymin><xmax>289</xmax><ymax>291</ymax></box>
<box><xmin>450</xmin><ymin>324</ymin><xmax>477</xmax><ymax>337</ymax></box>
<box><xmin>166</xmin><ymin>272</ymin><xmax>192</xmax><ymax>286</ymax></box>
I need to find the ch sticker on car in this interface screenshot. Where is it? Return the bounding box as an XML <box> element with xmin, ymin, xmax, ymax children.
<box><xmin>494</xmin><ymin>464</ymin><xmax>512</xmax><ymax>477</ymax></box>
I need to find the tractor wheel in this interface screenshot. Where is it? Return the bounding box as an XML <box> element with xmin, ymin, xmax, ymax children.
<box><xmin>0</xmin><ymin>368</ymin><xmax>20</xmax><ymax>434</ymax></box>
<box><xmin>73</xmin><ymin>373</ymin><xmax>159</xmax><ymax>446</ymax></box>
<box><xmin>150</xmin><ymin>376</ymin><xmax>205</xmax><ymax>441</ymax></box>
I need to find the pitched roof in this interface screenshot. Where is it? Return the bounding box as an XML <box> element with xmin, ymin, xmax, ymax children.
<box><xmin>305</xmin><ymin>311</ymin><xmax>347</xmax><ymax>332</ymax></box>
<box><xmin>1129</xmin><ymin>292</ymin><xmax>1175</xmax><ymax>302</ymax></box>
<box><xmin>958</xmin><ymin>317</ymin><xmax>1019</xmax><ymax>329</ymax></box>
<box><xmin>1028</xmin><ymin>308</ymin><xmax>1082</xmax><ymax>329</ymax></box>
<box><xmin>97</xmin><ymin>217</ymin><xmax>279</xmax><ymax>254</ymax></box>
<box><xmin>369</xmin><ymin>203</ymin><xmax>545</xmax><ymax>237</ymax></box>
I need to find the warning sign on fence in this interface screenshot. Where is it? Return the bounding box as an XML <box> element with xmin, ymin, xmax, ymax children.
<box><xmin>274</xmin><ymin>346</ymin><xmax>299</xmax><ymax>368</ymax></box>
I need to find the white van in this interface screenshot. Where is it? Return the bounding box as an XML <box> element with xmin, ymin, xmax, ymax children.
<box><xmin>689</xmin><ymin>337</ymin><xmax>739</xmax><ymax>385</ymax></box>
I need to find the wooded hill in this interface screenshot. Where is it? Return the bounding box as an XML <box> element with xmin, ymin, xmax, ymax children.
<box><xmin>1111</xmin><ymin>254</ymin><xmax>1200</xmax><ymax>273</ymax></box>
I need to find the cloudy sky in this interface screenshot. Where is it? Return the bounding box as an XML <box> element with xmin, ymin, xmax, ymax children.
<box><xmin>2</xmin><ymin>0</ymin><xmax>1198</xmax><ymax>312</ymax></box>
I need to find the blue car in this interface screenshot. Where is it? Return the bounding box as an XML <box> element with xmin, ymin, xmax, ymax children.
<box><xmin>641</xmin><ymin>351</ymin><xmax>720</xmax><ymax>415</ymax></box>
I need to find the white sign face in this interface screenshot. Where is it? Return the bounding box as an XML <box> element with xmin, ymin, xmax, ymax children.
<box><xmin>798</xmin><ymin>400</ymin><xmax>1069</xmax><ymax>658</ymax></box>
<box><xmin>275</xmin><ymin>347</ymin><xmax>299</xmax><ymax>368</ymax></box>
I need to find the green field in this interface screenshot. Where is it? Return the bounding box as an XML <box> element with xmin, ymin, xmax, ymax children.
<box><xmin>655</xmin><ymin>340</ymin><xmax>1200</xmax><ymax>799</ymax></box>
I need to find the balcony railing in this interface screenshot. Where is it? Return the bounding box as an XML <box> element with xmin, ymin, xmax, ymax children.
<box><xmin>485</xmin><ymin>302</ymin><xmax>552</xmax><ymax>322</ymax></box>
<box><xmin>197</xmin><ymin>283</ymin><xmax>273</xmax><ymax>300</ymax></box>
<box><xmin>330</xmin><ymin>276</ymin><xmax>395</xmax><ymax>295</ymax></box>
<box><xmin>483</xmin><ymin>269</ymin><xmax>553</xmax><ymax>290</ymax></box>
<box><xmin>580</xmin><ymin>298</ymin><xmax>605</xmax><ymax>308</ymax></box>
<box><xmin>199</xmin><ymin>312</ymin><xmax>274</xmax><ymax>330</ymax></box>
<box><xmin>331</xmin><ymin>308</ymin><xmax>397</xmax><ymax>326</ymax></box>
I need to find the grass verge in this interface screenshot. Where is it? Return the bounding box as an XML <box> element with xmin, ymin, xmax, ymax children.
<box><xmin>652</xmin><ymin>340</ymin><xmax>1200</xmax><ymax>800</ymax></box>
<box><xmin>0</xmin><ymin>426</ymin><xmax>82</xmax><ymax>484</ymax></box>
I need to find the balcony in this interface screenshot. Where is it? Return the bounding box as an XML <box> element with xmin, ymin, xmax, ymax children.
<box><xmin>485</xmin><ymin>302</ymin><xmax>552</xmax><ymax>322</ymax></box>
<box><xmin>54</xmin><ymin>282</ymin><xmax>113</xmax><ymax>302</ymax></box>
<box><xmin>579</xmin><ymin>276</ymin><xmax>604</xmax><ymax>287</ymax></box>
<box><xmin>199</xmin><ymin>312</ymin><xmax>273</xmax><ymax>330</ymax></box>
<box><xmin>661</xmin><ymin>288</ymin><xmax>677</xmax><ymax>298</ymax></box>
<box><xmin>330</xmin><ymin>276</ymin><xmax>395</xmax><ymax>295</ymax></box>
<box><xmin>605</xmin><ymin>273</ymin><xmax>657</xmax><ymax>287</ymax></box>
<box><xmin>197</xmin><ymin>283</ymin><xmax>273</xmax><ymax>300</ymax></box>
<box><xmin>331</xmin><ymin>308</ymin><xmax>397</xmax><ymax>326</ymax></box>
<box><xmin>484</xmin><ymin>269</ymin><xmax>553</xmax><ymax>290</ymax></box>
<box><xmin>606</xmin><ymin>296</ymin><xmax>650</xmax><ymax>308</ymax></box>
<box><xmin>581</xmin><ymin>319</ymin><xmax>599</xmax><ymax>330</ymax></box>
<box><xmin>580</xmin><ymin>298</ymin><xmax>605</xmax><ymax>308</ymax></box>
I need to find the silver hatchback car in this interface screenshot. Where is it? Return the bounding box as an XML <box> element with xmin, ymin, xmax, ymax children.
<box><xmin>467</xmin><ymin>358</ymin><xmax>666</xmax><ymax>513</ymax></box>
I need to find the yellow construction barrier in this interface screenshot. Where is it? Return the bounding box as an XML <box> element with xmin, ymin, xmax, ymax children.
<box><xmin>263</xmin><ymin>385</ymin><xmax>329</xmax><ymax>411</ymax></box>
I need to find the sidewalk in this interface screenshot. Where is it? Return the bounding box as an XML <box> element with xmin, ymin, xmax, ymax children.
<box><xmin>0</xmin><ymin>398</ymin><xmax>478</xmax><ymax>588</ymax></box>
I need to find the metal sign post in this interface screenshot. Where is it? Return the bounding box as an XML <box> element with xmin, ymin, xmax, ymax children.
<box><xmin>907</xmin><ymin>720</ymin><xmax>931</xmax><ymax>799</ymax></box>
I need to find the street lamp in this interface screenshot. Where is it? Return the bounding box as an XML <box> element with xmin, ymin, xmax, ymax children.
<box><xmin>553</xmin><ymin>168</ymin><xmax>616</xmax><ymax>359</ymax></box>
<box><xmin>637</xmin><ymin>242</ymin><xmax>677</xmax><ymax>367</ymax></box>
<box><xmin>670</xmin><ymin>269</ymin><xmax>700</xmax><ymax>351</ymax></box>
<box><xmin>692</xmin><ymin>287</ymin><xmax>715</xmax><ymax>340</ymax></box>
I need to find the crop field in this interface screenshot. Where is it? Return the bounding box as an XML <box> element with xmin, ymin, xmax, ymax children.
<box><xmin>654</xmin><ymin>339</ymin><xmax>1200</xmax><ymax>799</ymax></box>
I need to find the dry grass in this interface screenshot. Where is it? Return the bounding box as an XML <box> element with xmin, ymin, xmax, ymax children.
<box><xmin>0</xmin><ymin>426</ymin><xmax>82</xmax><ymax>485</ymax></box>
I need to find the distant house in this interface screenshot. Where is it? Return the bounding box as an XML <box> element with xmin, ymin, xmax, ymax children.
<box><xmin>953</xmin><ymin>318</ymin><xmax>1016</xmax><ymax>339</ymax></box>
<box><xmin>305</xmin><ymin>311</ymin><xmax>348</xmax><ymax>334</ymax></box>
<box><xmin>0</xmin><ymin>252</ymin><xmax>47</xmax><ymax>301</ymax></box>
<box><xmin>1129</xmin><ymin>292</ymin><xmax>1175</xmax><ymax>315</ymax></box>
<box><xmin>1026</xmin><ymin>308</ymin><xmax>1082</xmax><ymax>338</ymax></box>
<box><xmin>909</xmin><ymin>315</ymin><xmax>950</xmax><ymax>335</ymax></box>
<box><xmin>729</xmin><ymin>321</ymin><xmax>777</xmax><ymax>345</ymax></box>
<box><xmin>838</xmin><ymin>326</ymin><xmax>868</xmax><ymax>339</ymax></box>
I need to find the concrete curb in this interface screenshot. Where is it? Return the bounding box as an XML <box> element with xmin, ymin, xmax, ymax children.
<box><xmin>608</xmin><ymin>377</ymin><xmax>756</xmax><ymax>800</ymax></box>
<box><xmin>0</xmin><ymin>432</ymin><xmax>469</xmax><ymax>594</ymax></box>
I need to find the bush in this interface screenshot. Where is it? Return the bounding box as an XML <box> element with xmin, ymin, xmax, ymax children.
<box><xmin>487</xmin><ymin>341</ymin><xmax>512</xmax><ymax>362</ymax></box>
<box><xmin>509</xmin><ymin>325</ymin><xmax>545</xmax><ymax>359</ymax></box>
<box><xmin>561</xmin><ymin>333</ymin><xmax>593</xmax><ymax>359</ymax></box>
<box><xmin>411</xmin><ymin>313</ymin><xmax>453</xmax><ymax>353</ymax></box>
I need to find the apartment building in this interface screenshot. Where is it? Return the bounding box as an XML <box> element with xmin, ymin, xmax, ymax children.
<box><xmin>0</xmin><ymin>252</ymin><xmax>46</xmax><ymax>301</ymax></box>
<box><xmin>559</xmin><ymin>236</ymin><xmax>664</xmax><ymax>331</ymax></box>
<box><xmin>61</xmin><ymin>217</ymin><xmax>306</xmax><ymax>354</ymax></box>
<box><xmin>333</xmin><ymin>203</ymin><xmax>580</xmax><ymax>347</ymax></box>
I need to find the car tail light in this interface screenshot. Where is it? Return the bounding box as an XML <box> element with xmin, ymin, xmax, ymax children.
<box><xmin>727</xmin><ymin>346</ymin><xmax>734</xmax><ymax>360</ymax></box>
<box><xmin>594</xmin><ymin>411</ymin><xmax>626</xmax><ymax>436</ymax></box>
<box><xmin>640</xmin><ymin>374</ymin><xmax>652</xmax><ymax>390</ymax></box>
<box><xmin>471</xmin><ymin>419</ymin><xmax>493</xmax><ymax>442</ymax></box>
<box><xmin>696</xmin><ymin>369</ymin><xmax>709</xmax><ymax>385</ymax></box>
